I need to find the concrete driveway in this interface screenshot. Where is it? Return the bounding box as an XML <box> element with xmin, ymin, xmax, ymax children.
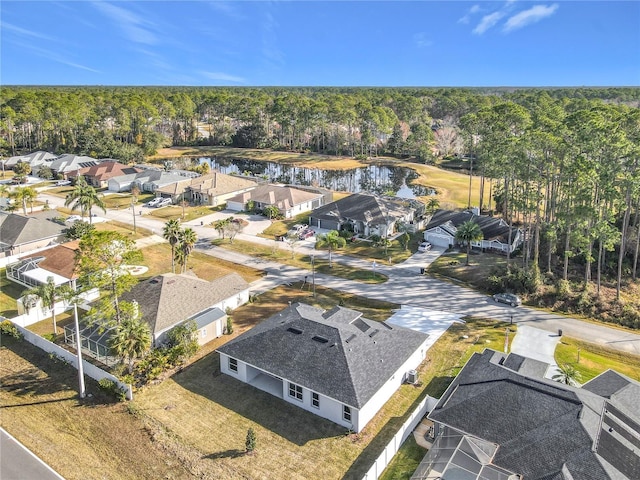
<box><xmin>386</xmin><ymin>305</ymin><xmax>465</xmax><ymax>352</ymax></box>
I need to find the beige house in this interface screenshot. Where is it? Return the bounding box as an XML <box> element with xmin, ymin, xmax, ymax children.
<box><xmin>0</xmin><ymin>211</ymin><xmax>67</xmax><ymax>258</ymax></box>
<box><xmin>186</xmin><ymin>172</ymin><xmax>258</xmax><ymax>206</ymax></box>
<box><xmin>227</xmin><ymin>184</ymin><xmax>324</xmax><ymax>218</ymax></box>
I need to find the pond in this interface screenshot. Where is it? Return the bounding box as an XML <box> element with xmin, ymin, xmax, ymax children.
<box><xmin>198</xmin><ymin>157</ymin><xmax>434</xmax><ymax>198</ymax></box>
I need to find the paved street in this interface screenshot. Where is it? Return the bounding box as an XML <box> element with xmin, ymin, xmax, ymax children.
<box><xmin>1</xmin><ymin>428</ymin><xmax>65</xmax><ymax>480</ymax></box>
<box><xmin>37</xmin><ymin>190</ymin><xmax>640</xmax><ymax>355</ymax></box>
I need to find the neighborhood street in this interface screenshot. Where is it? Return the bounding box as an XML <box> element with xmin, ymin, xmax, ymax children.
<box><xmin>36</xmin><ymin>191</ymin><xmax>640</xmax><ymax>356</ymax></box>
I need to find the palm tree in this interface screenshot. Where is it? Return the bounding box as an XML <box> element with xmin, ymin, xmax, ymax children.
<box><xmin>178</xmin><ymin>227</ymin><xmax>197</xmax><ymax>273</ymax></box>
<box><xmin>23</xmin><ymin>276</ymin><xmax>73</xmax><ymax>335</ymax></box>
<box><xmin>163</xmin><ymin>219</ymin><xmax>183</xmax><ymax>273</ymax></box>
<box><xmin>10</xmin><ymin>186</ymin><xmax>37</xmax><ymax>215</ymax></box>
<box><xmin>110</xmin><ymin>316</ymin><xmax>151</xmax><ymax>374</ymax></box>
<box><xmin>552</xmin><ymin>363</ymin><xmax>582</xmax><ymax>387</ymax></box>
<box><xmin>455</xmin><ymin>220</ymin><xmax>484</xmax><ymax>266</ymax></box>
<box><xmin>64</xmin><ymin>175</ymin><xmax>106</xmax><ymax>223</ymax></box>
<box><xmin>315</xmin><ymin>230</ymin><xmax>346</xmax><ymax>268</ymax></box>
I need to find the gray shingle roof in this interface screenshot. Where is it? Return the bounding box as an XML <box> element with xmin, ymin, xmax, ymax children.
<box><xmin>428</xmin><ymin>349</ymin><xmax>639</xmax><ymax>480</ymax></box>
<box><xmin>121</xmin><ymin>272</ymin><xmax>248</xmax><ymax>334</ymax></box>
<box><xmin>217</xmin><ymin>302</ymin><xmax>429</xmax><ymax>408</ymax></box>
<box><xmin>227</xmin><ymin>184</ymin><xmax>322</xmax><ymax>210</ymax></box>
<box><xmin>0</xmin><ymin>211</ymin><xmax>66</xmax><ymax>248</ymax></box>
<box><xmin>310</xmin><ymin>193</ymin><xmax>415</xmax><ymax>226</ymax></box>
<box><xmin>426</xmin><ymin>209</ymin><xmax>520</xmax><ymax>244</ymax></box>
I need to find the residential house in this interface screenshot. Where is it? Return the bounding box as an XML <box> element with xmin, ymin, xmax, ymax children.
<box><xmin>3</xmin><ymin>151</ymin><xmax>57</xmax><ymax>175</ymax></box>
<box><xmin>0</xmin><ymin>211</ymin><xmax>67</xmax><ymax>258</ymax></box>
<box><xmin>186</xmin><ymin>172</ymin><xmax>258</xmax><ymax>207</ymax></box>
<box><xmin>413</xmin><ymin>349</ymin><xmax>640</xmax><ymax>480</ymax></box>
<box><xmin>49</xmin><ymin>154</ymin><xmax>99</xmax><ymax>178</ymax></box>
<box><xmin>423</xmin><ymin>209</ymin><xmax>523</xmax><ymax>253</ymax></box>
<box><xmin>309</xmin><ymin>193</ymin><xmax>427</xmax><ymax>237</ymax></box>
<box><xmin>68</xmin><ymin>161</ymin><xmax>142</xmax><ymax>188</ymax></box>
<box><xmin>218</xmin><ymin>302</ymin><xmax>430</xmax><ymax>433</ymax></box>
<box><xmin>155</xmin><ymin>178</ymin><xmax>195</xmax><ymax>204</ymax></box>
<box><xmin>226</xmin><ymin>184</ymin><xmax>324</xmax><ymax>218</ymax></box>
<box><xmin>107</xmin><ymin>170</ymin><xmax>186</xmax><ymax>194</ymax></box>
<box><xmin>6</xmin><ymin>240</ymin><xmax>81</xmax><ymax>289</ymax></box>
<box><xmin>120</xmin><ymin>272</ymin><xmax>250</xmax><ymax>346</ymax></box>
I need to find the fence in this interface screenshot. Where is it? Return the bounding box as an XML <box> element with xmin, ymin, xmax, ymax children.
<box><xmin>12</xmin><ymin>323</ymin><xmax>132</xmax><ymax>400</ymax></box>
<box><xmin>361</xmin><ymin>394</ymin><xmax>439</xmax><ymax>480</ymax></box>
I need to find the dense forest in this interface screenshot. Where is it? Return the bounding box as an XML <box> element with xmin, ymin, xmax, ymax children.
<box><xmin>1</xmin><ymin>86</ymin><xmax>639</xmax><ymax>326</ymax></box>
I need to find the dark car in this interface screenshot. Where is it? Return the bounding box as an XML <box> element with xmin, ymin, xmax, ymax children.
<box><xmin>299</xmin><ymin>229</ymin><xmax>315</xmax><ymax>240</ymax></box>
<box><xmin>492</xmin><ymin>293</ymin><xmax>522</xmax><ymax>307</ymax></box>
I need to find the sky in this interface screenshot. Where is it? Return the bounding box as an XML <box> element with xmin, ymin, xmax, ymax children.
<box><xmin>1</xmin><ymin>1</ymin><xmax>639</xmax><ymax>87</ymax></box>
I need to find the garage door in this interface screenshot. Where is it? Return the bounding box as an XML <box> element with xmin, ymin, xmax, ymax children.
<box><xmin>425</xmin><ymin>233</ymin><xmax>451</xmax><ymax>248</ymax></box>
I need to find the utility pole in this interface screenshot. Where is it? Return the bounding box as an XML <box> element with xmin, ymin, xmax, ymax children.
<box><xmin>311</xmin><ymin>254</ymin><xmax>316</xmax><ymax>298</ymax></box>
<box><xmin>131</xmin><ymin>200</ymin><xmax>137</xmax><ymax>234</ymax></box>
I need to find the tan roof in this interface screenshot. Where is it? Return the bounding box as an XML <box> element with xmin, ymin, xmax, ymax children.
<box><xmin>188</xmin><ymin>172</ymin><xmax>257</xmax><ymax>196</ymax></box>
<box><xmin>74</xmin><ymin>161</ymin><xmax>142</xmax><ymax>182</ymax></box>
<box><xmin>21</xmin><ymin>240</ymin><xmax>81</xmax><ymax>280</ymax></box>
<box><xmin>155</xmin><ymin>178</ymin><xmax>192</xmax><ymax>196</ymax></box>
<box><xmin>228</xmin><ymin>184</ymin><xmax>322</xmax><ymax>210</ymax></box>
<box><xmin>121</xmin><ymin>272</ymin><xmax>249</xmax><ymax>334</ymax></box>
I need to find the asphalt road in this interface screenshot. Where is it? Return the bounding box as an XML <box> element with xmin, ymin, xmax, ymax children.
<box><xmin>1</xmin><ymin>428</ymin><xmax>65</xmax><ymax>480</ymax></box>
<box><xmin>37</xmin><ymin>191</ymin><xmax>640</xmax><ymax>356</ymax></box>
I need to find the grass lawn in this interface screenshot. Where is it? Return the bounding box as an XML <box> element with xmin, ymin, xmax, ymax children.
<box><xmin>0</xmin><ymin>269</ymin><xmax>24</xmax><ymax>318</ymax></box>
<box><xmin>138</xmin><ymin>243</ymin><xmax>264</xmax><ymax>284</ymax></box>
<box><xmin>379</xmin><ymin>436</ymin><xmax>426</xmax><ymax>480</ymax></box>
<box><xmin>94</xmin><ymin>220</ymin><xmax>153</xmax><ymax>240</ymax></box>
<box><xmin>210</xmin><ymin>238</ymin><xmax>387</xmax><ymax>284</ymax></box>
<box><xmin>555</xmin><ymin>337</ymin><xmax>640</xmax><ymax>382</ymax></box>
<box><xmin>146</xmin><ymin>204</ymin><xmax>222</xmax><ymax>222</ymax></box>
<box><xmin>101</xmin><ymin>192</ymin><xmax>155</xmax><ymax>209</ymax></box>
<box><xmin>427</xmin><ymin>251</ymin><xmax>507</xmax><ymax>290</ymax></box>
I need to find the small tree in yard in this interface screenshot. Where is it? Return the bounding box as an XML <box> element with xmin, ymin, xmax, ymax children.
<box><xmin>262</xmin><ymin>205</ymin><xmax>279</xmax><ymax>219</ymax></box>
<box><xmin>245</xmin><ymin>427</ymin><xmax>256</xmax><ymax>454</ymax></box>
<box><xmin>455</xmin><ymin>220</ymin><xmax>483</xmax><ymax>266</ymax></box>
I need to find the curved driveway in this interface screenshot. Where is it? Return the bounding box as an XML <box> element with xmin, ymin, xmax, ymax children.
<box><xmin>38</xmin><ymin>191</ymin><xmax>640</xmax><ymax>355</ymax></box>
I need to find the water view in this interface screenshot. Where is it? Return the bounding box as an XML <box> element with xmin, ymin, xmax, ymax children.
<box><xmin>199</xmin><ymin>157</ymin><xmax>434</xmax><ymax>198</ymax></box>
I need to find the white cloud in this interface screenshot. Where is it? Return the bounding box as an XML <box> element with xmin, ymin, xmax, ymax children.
<box><xmin>458</xmin><ymin>4</ymin><xmax>481</xmax><ymax>24</ymax></box>
<box><xmin>1</xmin><ymin>21</ymin><xmax>57</xmax><ymax>41</ymax></box>
<box><xmin>92</xmin><ymin>2</ymin><xmax>158</xmax><ymax>45</ymax></box>
<box><xmin>504</xmin><ymin>4</ymin><xmax>559</xmax><ymax>32</ymax></box>
<box><xmin>413</xmin><ymin>33</ymin><xmax>433</xmax><ymax>48</ymax></box>
<box><xmin>473</xmin><ymin>11</ymin><xmax>506</xmax><ymax>35</ymax></box>
<box><xmin>11</xmin><ymin>40</ymin><xmax>100</xmax><ymax>73</ymax></box>
<box><xmin>200</xmin><ymin>71</ymin><xmax>245</xmax><ymax>83</ymax></box>
<box><xmin>208</xmin><ymin>1</ymin><xmax>244</xmax><ymax>20</ymax></box>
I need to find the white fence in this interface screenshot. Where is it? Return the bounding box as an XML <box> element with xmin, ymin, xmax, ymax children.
<box><xmin>12</xmin><ymin>323</ymin><xmax>132</xmax><ymax>400</ymax></box>
<box><xmin>362</xmin><ymin>394</ymin><xmax>439</xmax><ymax>480</ymax></box>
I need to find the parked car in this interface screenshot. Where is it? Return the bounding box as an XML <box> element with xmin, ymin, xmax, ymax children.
<box><xmin>299</xmin><ymin>229</ymin><xmax>315</xmax><ymax>240</ymax></box>
<box><xmin>56</xmin><ymin>180</ymin><xmax>71</xmax><ymax>186</ymax></box>
<box><xmin>287</xmin><ymin>224</ymin><xmax>307</xmax><ymax>236</ymax></box>
<box><xmin>155</xmin><ymin>198</ymin><xmax>172</xmax><ymax>208</ymax></box>
<box><xmin>418</xmin><ymin>241</ymin><xmax>432</xmax><ymax>253</ymax></box>
<box><xmin>65</xmin><ymin>215</ymin><xmax>83</xmax><ymax>223</ymax></box>
<box><xmin>146</xmin><ymin>198</ymin><xmax>161</xmax><ymax>207</ymax></box>
<box><xmin>492</xmin><ymin>293</ymin><xmax>522</xmax><ymax>307</ymax></box>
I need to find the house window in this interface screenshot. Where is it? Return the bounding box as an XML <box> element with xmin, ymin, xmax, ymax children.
<box><xmin>343</xmin><ymin>405</ymin><xmax>352</xmax><ymax>422</ymax></box>
<box><xmin>312</xmin><ymin>392</ymin><xmax>320</xmax><ymax>408</ymax></box>
<box><xmin>288</xmin><ymin>382</ymin><xmax>303</xmax><ymax>401</ymax></box>
<box><xmin>228</xmin><ymin>357</ymin><xmax>238</xmax><ymax>372</ymax></box>
<box><xmin>201</xmin><ymin>328</ymin><xmax>207</xmax><ymax>338</ymax></box>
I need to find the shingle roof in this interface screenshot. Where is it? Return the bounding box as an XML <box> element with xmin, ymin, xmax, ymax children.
<box><xmin>187</xmin><ymin>171</ymin><xmax>257</xmax><ymax>196</ymax></box>
<box><xmin>19</xmin><ymin>240</ymin><xmax>81</xmax><ymax>280</ymax></box>
<box><xmin>227</xmin><ymin>184</ymin><xmax>322</xmax><ymax>210</ymax></box>
<box><xmin>5</xmin><ymin>151</ymin><xmax>57</xmax><ymax>168</ymax></box>
<box><xmin>49</xmin><ymin>154</ymin><xmax>99</xmax><ymax>173</ymax></box>
<box><xmin>425</xmin><ymin>209</ymin><xmax>520</xmax><ymax>244</ymax></box>
<box><xmin>428</xmin><ymin>350</ymin><xmax>639</xmax><ymax>480</ymax></box>
<box><xmin>217</xmin><ymin>302</ymin><xmax>429</xmax><ymax>408</ymax></box>
<box><xmin>0</xmin><ymin>211</ymin><xmax>66</xmax><ymax>248</ymax></box>
<box><xmin>310</xmin><ymin>193</ymin><xmax>415</xmax><ymax>225</ymax></box>
<box><xmin>72</xmin><ymin>161</ymin><xmax>142</xmax><ymax>182</ymax></box>
<box><xmin>121</xmin><ymin>272</ymin><xmax>249</xmax><ymax>334</ymax></box>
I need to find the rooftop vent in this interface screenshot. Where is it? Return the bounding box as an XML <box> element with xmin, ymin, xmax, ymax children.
<box><xmin>312</xmin><ymin>336</ymin><xmax>329</xmax><ymax>344</ymax></box>
<box><xmin>369</xmin><ymin>329</ymin><xmax>379</xmax><ymax>338</ymax></box>
<box><xmin>345</xmin><ymin>334</ymin><xmax>357</xmax><ymax>343</ymax></box>
<box><xmin>287</xmin><ymin>327</ymin><xmax>303</xmax><ymax>335</ymax></box>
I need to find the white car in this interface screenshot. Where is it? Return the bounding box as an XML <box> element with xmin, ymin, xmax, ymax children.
<box><xmin>56</xmin><ymin>180</ymin><xmax>71</xmax><ymax>186</ymax></box>
<box><xmin>65</xmin><ymin>215</ymin><xmax>83</xmax><ymax>223</ymax></box>
<box><xmin>146</xmin><ymin>198</ymin><xmax>161</xmax><ymax>207</ymax></box>
<box><xmin>418</xmin><ymin>241</ymin><xmax>432</xmax><ymax>253</ymax></box>
<box><xmin>155</xmin><ymin>198</ymin><xmax>172</xmax><ymax>208</ymax></box>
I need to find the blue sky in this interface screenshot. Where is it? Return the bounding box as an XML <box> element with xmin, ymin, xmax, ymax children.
<box><xmin>2</xmin><ymin>1</ymin><xmax>639</xmax><ymax>86</ymax></box>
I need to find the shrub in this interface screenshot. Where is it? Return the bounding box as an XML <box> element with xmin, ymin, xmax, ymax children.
<box><xmin>0</xmin><ymin>320</ymin><xmax>22</xmax><ymax>339</ymax></box>
<box><xmin>245</xmin><ymin>427</ymin><xmax>257</xmax><ymax>453</ymax></box>
<box><xmin>226</xmin><ymin>316</ymin><xmax>234</xmax><ymax>335</ymax></box>
<box><xmin>98</xmin><ymin>378</ymin><xmax>126</xmax><ymax>401</ymax></box>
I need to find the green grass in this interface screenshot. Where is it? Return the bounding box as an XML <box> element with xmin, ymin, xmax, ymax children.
<box><xmin>555</xmin><ymin>337</ymin><xmax>640</xmax><ymax>382</ymax></box>
<box><xmin>210</xmin><ymin>238</ymin><xmax>388</xmax><ymax>284</ymax></box>
<box><xmin>146</xmin><ymin>204</ymin><xmax>222</xmax><ymax>222</ymax></box>
<box><xmin>427</xmin><ymin>251</ymin><xmax>507</xmax><ymax>290</ymax></box>
<box><xmin>102</xmin><ymin>192</ymin><xmax>155</xmax><ymax>209</ymax></box>
<box><xmin>0</xmin><ymin>269</ymin><xmax>24</xmax><ymax>318</ymax></box>
<box><xmin>379</xmin><ymin>436</ymin><xmax>426</xmax><ymax>480</ymax></box>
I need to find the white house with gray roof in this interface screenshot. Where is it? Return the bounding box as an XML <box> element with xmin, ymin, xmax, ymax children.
<box><xmin>120</xmin><ymin>272</ymin><xmax>250</xmax><ymax>346</ymax></box>
<box><xmin>217</xmin><ymin>302</ymin><xmax>430</xmax><ymax>433</ymax></box>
